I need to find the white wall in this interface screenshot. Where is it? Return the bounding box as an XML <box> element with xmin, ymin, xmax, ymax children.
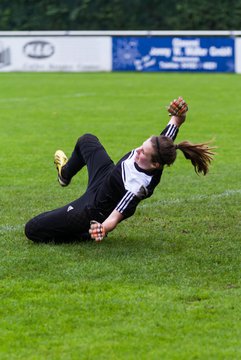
<box><xmin>235</xmin><ymin>38</ymin><xmax>241</xmax><ymax>73</ymax></box>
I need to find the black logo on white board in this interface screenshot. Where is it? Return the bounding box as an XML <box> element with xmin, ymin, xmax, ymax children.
<box><xmin>23</xmin><ymin>41</ymin><xmax>55</xmax><ymax>59</ymax></box>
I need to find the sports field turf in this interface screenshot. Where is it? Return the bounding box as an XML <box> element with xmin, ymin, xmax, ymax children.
<box><xmin>1</xmin><ymin>72</ymin><xmax>241</xmax><ymax>359</ymax></box>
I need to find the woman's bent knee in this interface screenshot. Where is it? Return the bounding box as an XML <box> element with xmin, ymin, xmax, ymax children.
<box><xmin>25</xmin><ymin>219</ymin><xmax>38</xmax><ymax>242</ymax></box>
<box><xmin>77</xmin><ymin>133</ymin><xmax>98</xmax><ymax>146</ymax></box>
<box><xmin>25</xmin><ymin>218</ymin><xmax>50</xmax><ymax>243</ymax></box>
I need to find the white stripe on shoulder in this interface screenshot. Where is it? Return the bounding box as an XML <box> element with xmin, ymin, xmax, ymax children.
<box><xmin>121</xmin><ymin>161</ymin><xmax>126</xmax><ymax>182</ymax></box>
<box><xmin>127</xmin><ymin>150</ymin><xmax>135</xmax><ymax>159</ymax></box>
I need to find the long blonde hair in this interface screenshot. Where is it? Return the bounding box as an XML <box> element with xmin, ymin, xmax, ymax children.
<box><xmin>151</xmin><ymin>135</ymin><xmax>215</xmax><ymax>175</ymax></box>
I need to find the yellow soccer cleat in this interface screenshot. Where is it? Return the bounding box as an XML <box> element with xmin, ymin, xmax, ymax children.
<box><xmin>54</xmin><ymin>150</ymin><xmax>70</xmax><ymax>186</ymax></box>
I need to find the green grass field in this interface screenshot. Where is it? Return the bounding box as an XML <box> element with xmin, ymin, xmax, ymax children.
<box><xmin>1</xmin><ymin>72</ymin><xmax>241</xmax><ymax>359</ymax></box>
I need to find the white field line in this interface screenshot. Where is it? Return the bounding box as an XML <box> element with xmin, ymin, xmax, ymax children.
<box><xmin>0</xmin><ymin>224</ymin><xmax>24</xmax><ymax>233</ymax></box>
<box><xmin>63</xmin><ymin>93</ymin><xmax>96</xmax><ymax>98</ymax></box>
<box><xmin>0</xmin><ymin>92</ymin><xmax>157</xmax><ymax>103</ymax></box>
<box><xmin>1</xmin><ymin>190</ymin><xmax>240</xmax><ymax>233</ymax></box>
<box><xmin>140</xmin><ymin>189</ymin><xmax>241</xmax><ymax>208</ymax></box>
<box><xmin>0</xmin><ymin>93</ymin><xmax>96</xmax><ymax>103</ymax></box>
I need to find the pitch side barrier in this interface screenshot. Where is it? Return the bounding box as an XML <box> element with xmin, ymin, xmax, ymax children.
<box><xmin>0</xmin><ymin>30</ymin><xmax>241</xmax><ymax>73</ymax></box>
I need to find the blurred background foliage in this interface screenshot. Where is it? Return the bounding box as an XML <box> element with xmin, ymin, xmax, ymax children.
<box><xmin>0</xmin><ymin>0</ymin><xmax>240</xmax><ymax>31</ymax></box>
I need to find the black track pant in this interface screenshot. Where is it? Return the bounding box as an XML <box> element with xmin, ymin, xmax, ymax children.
<box><xmin>25</xmin><ymin>134</ymin><xmax>114</xmax><ymax>243</ymax></box>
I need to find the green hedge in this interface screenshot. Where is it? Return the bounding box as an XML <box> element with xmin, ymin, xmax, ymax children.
<box><xmin>0</xmin><ymin>0</ymin><xmax>241</xmax><ymax>30</ymax></box>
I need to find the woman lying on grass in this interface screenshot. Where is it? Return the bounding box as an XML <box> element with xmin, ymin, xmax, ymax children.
<box><xmin>25</xmin><ymin>97</ymin><xmax>215</xmax><ymax>243</ymax></box>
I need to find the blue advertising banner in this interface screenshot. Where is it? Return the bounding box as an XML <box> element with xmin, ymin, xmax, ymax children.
<box><xmin>112</xmin><ymin>37</ymin><xmax>235</xmax><ymax>72</ymax></box>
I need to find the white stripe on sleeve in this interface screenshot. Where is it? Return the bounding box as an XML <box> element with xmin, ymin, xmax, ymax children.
<box><xmin>116</xmin><ymin>191</ymin><xmax>135</xmax><ymax>213</ymax></box>
<box><xmin>165</xmin><ymin>124</ymin><xmax>178</xmax><ymax>139</ymax></box>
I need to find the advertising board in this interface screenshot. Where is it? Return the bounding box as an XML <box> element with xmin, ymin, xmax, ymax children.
<box><xmin>112</xmin><ymin>37</ymin><xmax>235</xmax><ymax>72</ymax></box>
<box><xmin>0</xmin><ymin>36</ymin><xmax>112</xmax><ymax>72</ymax></box>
